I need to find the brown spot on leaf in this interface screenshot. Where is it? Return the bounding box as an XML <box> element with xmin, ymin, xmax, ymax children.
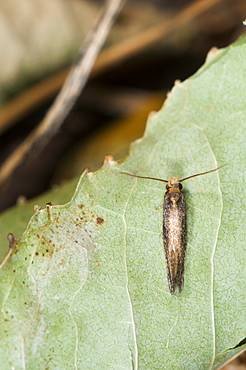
<box><xmin>96</xmin><ymin>217</ymin><xmax>104</xmax><ymax>225</ymax></box>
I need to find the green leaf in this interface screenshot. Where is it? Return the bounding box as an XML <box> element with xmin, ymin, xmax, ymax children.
<box><xmin>1</xmin><ymin>35</ymin><xmax>246</xmax><ymax>369</ymax></box>
<box><xmin>0</xmin><ymin>177</ymin><xmax>79</xmax><ymax>262</ymax></box>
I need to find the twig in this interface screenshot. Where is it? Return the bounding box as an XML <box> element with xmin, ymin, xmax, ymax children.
<box><xmin>0</xmin><ymin>0</ymin><xmax>126</xmax><ymax>186</ymax></box>
<box><xmin>94</xmin><ymin>0</ymin><xmax>224</xmax><ymax>72</ymax></box>
<box><xmin>0</xmin><ymin>0</ymin><xmax>223</xmax><ymax>138</ymax></box>
<box><xmin>0</xmin><ymin>233</ymin><xmax>15</xmax><ymax>268</ymax></box>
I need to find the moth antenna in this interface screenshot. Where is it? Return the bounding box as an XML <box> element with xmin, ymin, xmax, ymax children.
<box><xmin>120</xmin><ymin>171</ymin><xmax>168</xmax><ymax>183</ymax></box>
<box><xmin>179</xmin><ymin>164</ymin><xmax>226</xmax><ymax>183</ymax></box>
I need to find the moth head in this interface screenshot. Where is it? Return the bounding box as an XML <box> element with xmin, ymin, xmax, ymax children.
<box><xmin>166</xmin><ymin>177</ymin><xmax>182</xmax><ymax>191</ymax></box>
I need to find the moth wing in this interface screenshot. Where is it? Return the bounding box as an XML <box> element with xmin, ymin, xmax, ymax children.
<box><xmin>163</xmin><ymin>191</ymin><xmax>187</xmax><ymax>294</ymax></box>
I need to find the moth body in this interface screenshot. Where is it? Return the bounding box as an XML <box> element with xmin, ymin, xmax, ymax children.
<box><xmin>120</xmin><ymin>165</ymin><xmax>225</xmax><ymax>294</ymax></box>
<box><xmin>164</xmin><ymin>177</ymin><xmax>186</xmax><ymax>294</ymax></box>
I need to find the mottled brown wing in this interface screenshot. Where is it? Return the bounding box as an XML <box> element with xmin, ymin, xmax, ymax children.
<box><xmin>163</xmin><ymin>190</ymin><xmax>187</xmax><ymax>294</ymax></box>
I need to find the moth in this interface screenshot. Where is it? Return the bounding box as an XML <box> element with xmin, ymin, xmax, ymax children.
<box><xmin>121</xmin><ymin>165</ymin><xmax>225</xmax><ymax>294</ymax></box>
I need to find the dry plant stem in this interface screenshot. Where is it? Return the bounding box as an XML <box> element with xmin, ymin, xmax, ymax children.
<box><xmin>0</xmin><ymin>233</ymin><xmax>15</xmax><ymax>268</ymax></box>
<box><xmin>0</xmin><ymin>0</ymin><xmax>223</xmax><ymax>135</ymax></box>
<box><xmin>94</xmin><ymin>0</ymin><xmax>224</xmax><ymax>72</ymax></box>
<box><xmin>0</xmin><ymin>0</ymin><xmax>126</xmax><ymax>186</ymax></box>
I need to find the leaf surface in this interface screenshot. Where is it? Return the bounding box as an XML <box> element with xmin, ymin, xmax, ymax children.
<box><xmin>1</xmin><ymin>36</ymin><xmax>246</xmax><ymax>370</ymax></box>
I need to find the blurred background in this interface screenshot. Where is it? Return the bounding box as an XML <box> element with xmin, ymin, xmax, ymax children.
<box><xmin>0</xmin><ymin>1</ymin><xmax>245</xmax><ymax>367</ymax></box>
<box><xmin>0</xmin><ymin>0</ymin><xmax>245</xmax><ymax>212</ymax></box>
